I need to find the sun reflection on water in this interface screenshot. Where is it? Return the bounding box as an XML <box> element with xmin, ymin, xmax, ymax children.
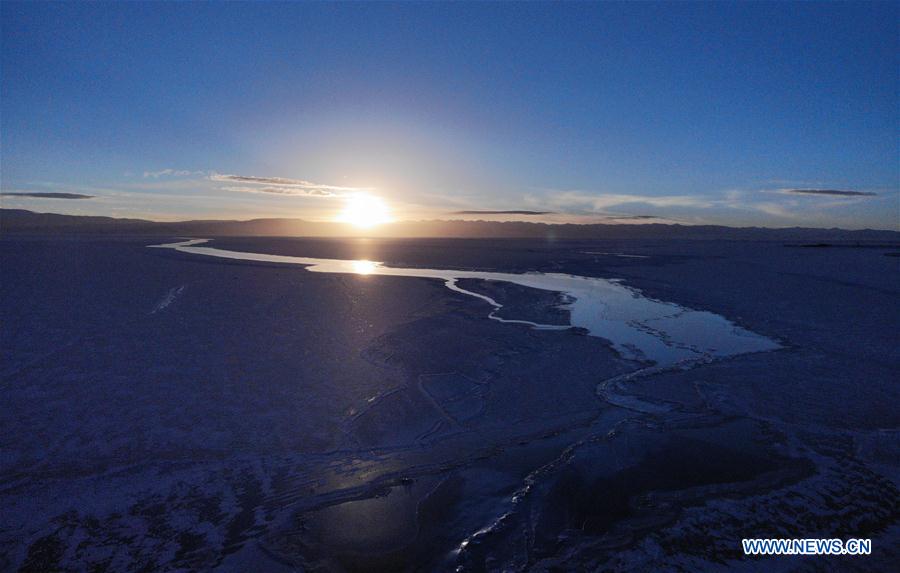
<box><xmin>351</xmin><ymin>260</ymin><xmax>378</xmax><ymax>275</ymax></box>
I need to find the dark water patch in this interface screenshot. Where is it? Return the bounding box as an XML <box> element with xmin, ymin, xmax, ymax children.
<box><xmin>263</xmin><ymin>475</ymin><xmax>466</xmax><ymax>572</ymax></box>
<box><xmin>20</xmin><ymin>532</ymin><xmax>66</xmax><ymax>573</ymax></box>
<box><xmin>455</xmin><ymin>418</ymin><xmax>814</xmax><ymax>570</ymax></box>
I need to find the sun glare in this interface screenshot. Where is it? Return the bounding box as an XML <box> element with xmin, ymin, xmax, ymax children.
<box><xmin>351</xmin><ymin>260</ymin><xmax>378</xmax><ymax>275</ymax></box>
<box><xmin>336</xmin><ymin>194</ymin><xmax>393</xmax><ymax>228</ymax></box>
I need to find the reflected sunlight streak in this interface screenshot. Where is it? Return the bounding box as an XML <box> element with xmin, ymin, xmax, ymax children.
<box><xmin>351</xmin><ymin>260</ymin><xmax>378</xmax><ymax>275</ymax></box>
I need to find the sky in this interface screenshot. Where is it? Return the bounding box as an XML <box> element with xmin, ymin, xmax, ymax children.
<box><xmin>1</xmin><ymin>1</ymin><xmax>898</xmax><ymax>230</ymax></box>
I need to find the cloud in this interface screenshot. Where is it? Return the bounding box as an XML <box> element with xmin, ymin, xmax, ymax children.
<box><xmin>601</xmin><ymin>214</ymin><xmax>662</xmax><ymax>221</ymax></box>
<box><xmin>752</xmin><ymin>202</ymin><xmax>795</xmax><ymax>218</ymax></box>
<box><xmin>143</xmin><ymin>169</ymin><xmax>206</xmax><ymax>178</ymax></box>
<box><xmin>529</xmin><ymin>186</ymin><xmax>885</xmax><ymax>225</ymax></box>
<box><xmin>219</xmin><ymin>186</ymin><xmax>337</xmax><ymax>197</ymax></box>
<box><xmin>538</xmin><ymin>191</ymin><xmax>717</xmax><ymax>212</ymax></box>
<box><xmin>779</xmin><ymin>189</ymin><xmax>877</xmax><ymax>197</ymax></box>
<box><xmin>1</xmin><ymin>192</ymin><xmax>94</xmax><ymax>199</ymax></box>
<box><xmin>211</xmin><ymin>173</ymin><xmax>370</xmax><ymax>197</ymax></box>
<box><xmin>450</xmin><ymin>210</ymin><xmax>553</xmax><ymax>215</ymax></box>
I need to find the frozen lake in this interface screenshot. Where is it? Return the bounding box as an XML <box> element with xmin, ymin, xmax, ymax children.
<box><xmin>151</xmin><ymin>239</ymin><xmax>779</xmax><ymax>368</ymax></box>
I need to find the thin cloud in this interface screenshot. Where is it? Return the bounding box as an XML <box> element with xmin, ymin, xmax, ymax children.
<box><xmin>602</xmin><ymin>214</ymin><xmax>662</xmax><ymax>221</ymax></box>
<box><xmin>539</xmin><ymin>191</ymin><xmax>717</xmax><ymax>211</ymax></box>
<box><xmin>211</xmin><ymin>173</ymin><xmax>370</xmax><ymax>197</ymax></box>
<box><xmin>532</xmin><ymin>186</ymin><xmax>883</xmax><ymax>224</ymax></box>
<box><xmin>1</xmin><ymin>192</ymin><xmax>94</xmax><ymax>199</ymax></box>
<box><xmin>219</xmin><ymin>185</ymin><xmax>336</xmax><ymax>197</ymax></box>
<box><xmin>143</xmin><ymin>169</ymin><xmax>206</xmax><ymax>178</ymax></box>
<box><xmin>450</xmin><ymin>210</ymin><xmax>554</xmax><ymax>215</ymax></box>
<box><xmin>779</xmin><ymin>189</ymin><xmax>877</xmax><ymax>197</ymax></box>
<box><xmin>753</xmin><ymin>202</ymin><xmax>795</xmax><ymax>218</ymax></box>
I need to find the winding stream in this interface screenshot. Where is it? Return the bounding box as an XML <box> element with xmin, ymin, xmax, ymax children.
<box><xmin>149</xmin><ymin>239</ymin><xmax>779</xmax><ymax>368</ymax></box>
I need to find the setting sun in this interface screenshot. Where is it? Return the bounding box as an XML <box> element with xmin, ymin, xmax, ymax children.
<box><xmin>336</xmin><ymin>194</ymin><xmax>392</xmax><ymax>228</ymax></box>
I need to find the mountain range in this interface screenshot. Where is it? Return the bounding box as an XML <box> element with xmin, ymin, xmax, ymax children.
<box><xmin>2</xmin><ymin>208</ymin><xmax>898</xmax><ymax>242</ymax></box>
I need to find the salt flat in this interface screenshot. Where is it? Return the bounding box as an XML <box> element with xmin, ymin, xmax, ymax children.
<box><xmin>1</xmin><ymin>237</ymin><xmax>898</xmax><ymax>571</ymax></box>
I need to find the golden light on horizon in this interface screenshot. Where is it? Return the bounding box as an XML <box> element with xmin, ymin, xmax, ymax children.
<box><xmin>336</xmin><ymin>194</ymin><xmax>393</xmax><ymax>228</ymax></box>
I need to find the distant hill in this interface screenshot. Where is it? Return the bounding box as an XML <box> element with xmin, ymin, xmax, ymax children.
<box><xmin>2</xmin><ymin>208</ymin><xmax>898</xmax><ymax>242</ymax></box>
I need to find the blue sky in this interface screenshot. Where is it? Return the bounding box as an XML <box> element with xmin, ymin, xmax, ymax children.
<box><xmin>1</xmin><ymin>1</ymin><xmax>897</xmax><ymax>229</ymax></box>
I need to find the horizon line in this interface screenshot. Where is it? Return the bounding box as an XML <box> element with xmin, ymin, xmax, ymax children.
<box><xmin>2</xmin><ymin>208</ymin><xmax>899</xmax><ymax>234</ymax></box>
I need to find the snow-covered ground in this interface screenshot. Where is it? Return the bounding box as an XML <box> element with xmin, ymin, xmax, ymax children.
<box><xmin>1</xmin><ymin>237</ymin><xmax>897</xmax><ymax>571</ymax></box>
